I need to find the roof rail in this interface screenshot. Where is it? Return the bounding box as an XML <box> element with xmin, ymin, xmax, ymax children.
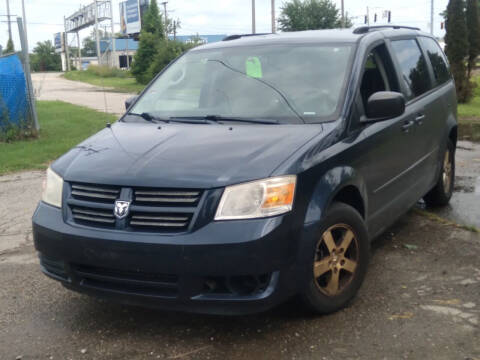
<box><xmin>353</xmin><ymin>25</ymin><xmax>421</xmax><ymax>34</ymax></box>
<box><xmin>222</xmin><ymin>33</ymin><xmax>271</xmax><ymax>41</ymax></box>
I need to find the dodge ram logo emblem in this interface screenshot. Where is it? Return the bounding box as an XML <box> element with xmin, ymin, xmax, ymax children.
<box><xmin>114</xmin><ymin>200</ymin><xmax>130</xmax><ymax>219</ymax></box>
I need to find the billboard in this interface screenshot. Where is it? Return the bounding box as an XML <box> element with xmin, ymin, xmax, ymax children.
<box><xmin>54</xmin><ymin>32</ymin><xmax>64</xmax><ymax>53</ymax></box>
<box><xmin>120</xmin><ymin>0</ymin><xmax>142</xmax><ymax>35</ymax></box>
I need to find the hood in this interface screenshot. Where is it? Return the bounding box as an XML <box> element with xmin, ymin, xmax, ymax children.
<box><xmin>53</xmin><ymin>122</ymin><xmax>324</xmax><ymax>189</ymax></box>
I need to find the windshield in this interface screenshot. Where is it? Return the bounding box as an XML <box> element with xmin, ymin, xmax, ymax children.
<box><xmin>130</xmin><ymin>44</ymin><xmax>354</xmax><ymax>124</ymax></box>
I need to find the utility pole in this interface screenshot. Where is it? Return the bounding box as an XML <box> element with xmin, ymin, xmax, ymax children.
<box><xmin>109</xmin><ymin>0</ymin><xmax>116</xmax><ymax>68</ymax></box>
<box><xmin>76</xmin><ymin>31</ymin><xmax>81</xmax><ymax>70</ymax></box>
<box><xmin>366</xmin><ymin>6</ymin><xmax>370</xmax><ymax>26</ymax></box>
<box><xmin>173</xmin><ymin>20</ymin><xmax>177</xmax><ymax>40</ymax></box>
<box><xmin>94</xmin><ymin>0</ymin><xmax>101</xmax><ymax>64</ymax></box>
<box><xmin>341</xmin><ymin>0</ymin><xmax>345</xmax><ymax>28</ymax></box>
<box><xmin>161</xmin><ymin>2</ymin><xmax>168</xmax><ymax>40</ymax></box>
<box><xmin>430</xmin><ymin>0</ymin><xmax>434</xmax><ymax>35</ymax></box>
<box><xmin>271</xmin><ymin>0</ymin><xmax>275</xmax><ymax>33</ymax></box>
<box><xmin>64</xmin><ymin>17</ymin><xmax>70</xmax><ymax>71</ymax></box>
<box><xmin>6</xmin><ymin>0</ymin><xmax>12</xmax><ymax>42</ymax></box>
<box><xmin>17</xmin><ymin>17</ymin><xmax>39</xmax><ymax>131</ymax></box>
<box><xmin>252</xmin><ymin>0</ymin><xmax>256</xmax><ymax>34</ymax></box>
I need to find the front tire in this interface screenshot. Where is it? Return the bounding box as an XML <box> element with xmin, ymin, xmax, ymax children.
<box><xmin>424</xmin><ymin>139</ymin><xmax>455</xmax><ymax>207</ymax></box>
<box><xmin>301</xmin><ymin>202</ymin><xmax>370</xmax><ymax>314</ymax></box>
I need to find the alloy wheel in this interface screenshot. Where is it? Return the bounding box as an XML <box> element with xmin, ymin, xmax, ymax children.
<box><xmin>442</xmin><ymin>149</ymin><xmax>453</xmax><ymax>193</ymax></box>
<box><xmin>313</xmin><ymin>224</ymin><xmax>359</xmax><ymax>296</ymax></box>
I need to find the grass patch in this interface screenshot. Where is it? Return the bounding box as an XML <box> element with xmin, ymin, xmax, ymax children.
<box><xmin>458</xmin><ymin>75</ymin><xmax>480</xmax><ymax>142</ymax></box>
<box><xmin>64</xmin><ymin>67</ymin><xmax>145</xmax><ymax>94</ymax></box>
<box><xmin>458</xmin><ymin>76</ymin><xmax>480</xmax><ymax>119</ymax></box>
<box><xmin>0</xmin><ymin>101</ymin><xmax>115</xmax><ymax>175</ymax></box>
<box><xmin>413</xmin><ymin>208</ymin><xmax>480</xmax><ymax>233</ymax></box>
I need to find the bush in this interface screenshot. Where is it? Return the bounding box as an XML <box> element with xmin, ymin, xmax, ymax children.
<box><xmin>86</xmin><ymin>64</ymin><xmax>130</xmax><ymax>78</ymax></box>
<box><xmin>146</xmin><ymin>41</ymin><xmax>189</xmax><ymax>81</ymax></box>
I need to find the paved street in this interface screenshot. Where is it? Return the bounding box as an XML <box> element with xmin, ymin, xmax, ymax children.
<box><xmin>31</xmin><ymin>72</ymin><xmax>134</xmax><ymax>116</ymax></box>
<box><xmin>0</xmin><ymin>143</ymin><xmax>479</xmax><ymax>359</ymax></box>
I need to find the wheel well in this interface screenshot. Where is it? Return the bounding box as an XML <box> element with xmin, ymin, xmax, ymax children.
<box><xmin>331</xmin><ymin>185</ymin><xmax>365</xmax><ymax>219</ymax></box>
<box><xmin>449</xmin><ymin>126</ymin><xmax>457</xmax><ymax>148</ymax></box>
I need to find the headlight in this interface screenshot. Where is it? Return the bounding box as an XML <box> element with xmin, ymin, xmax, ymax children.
<box><xmin>215</xmin><ymin>176</ymin><xmax>296</xmax><ymax>220</ymax></box>
<box><xmin>42</xmin><ymin>167</ymin><xmax>64</xmax><ymax>208</ymax></box>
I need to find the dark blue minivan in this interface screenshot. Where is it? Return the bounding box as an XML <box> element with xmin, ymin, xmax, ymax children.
<box><xmin>33</xmin><ymin>27</ymin><xmax>457</xmax><ymax>315</ymax></box>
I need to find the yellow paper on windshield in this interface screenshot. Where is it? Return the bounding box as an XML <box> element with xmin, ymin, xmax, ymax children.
<box><xmin>246</xmin><ymin>57</ymin><xmax>263</xmax><ymax>78</ymax></box>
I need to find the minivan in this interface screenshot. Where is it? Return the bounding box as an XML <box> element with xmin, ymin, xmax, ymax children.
<box><xmin>33</xmin><ymin>26</ymin><xmax>457</xmax><ymax>315</ymax></box>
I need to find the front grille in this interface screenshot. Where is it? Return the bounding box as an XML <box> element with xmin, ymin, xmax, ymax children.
<box><xmin>71</xmin><ymin>205</ymin><xmax>115</xmax><ymax>227</ymax></box>
<box><xmin>133</xmin><ymin>188</ymin><xmax>201</xmax><ymax>206</ymax></box>
<box><xmin>67</xmin><ymin>182</ymin><xmax>202</xmax><ymax>233</ymax></box>
<box><xmin>72</xmin><ymin>264</ymin><xmax>179</xmax><ymax>297</ymax></box>
<box><xmin>129</xmin><ymin>212</ymin><xmax>191</xmax><ymax>230</ymax></box>
<box><xmin>71</xmin><ymin>183</ymin><xmax>120</xmax><ymax>203</ymax></box>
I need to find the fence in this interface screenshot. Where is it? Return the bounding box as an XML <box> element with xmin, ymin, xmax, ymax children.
<box><xmin>0</xmin><ymin>54</ymin><xmax>28</xmax><ymax>127</ymax></box>
<box><xmin>0</xmin><ymin>17</ymin><xmax>38</xmax><ymax>134</ymax></box>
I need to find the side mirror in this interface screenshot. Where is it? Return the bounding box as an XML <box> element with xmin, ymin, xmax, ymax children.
<box><xmin>364</xmin><ymin>91</ymin><xmax>405</xmax><ymax>121</ymax></box>
<box><xmin>125</xmin><ymin>95</ymin><xmax>139</xmax><ymax>111</ymax></box>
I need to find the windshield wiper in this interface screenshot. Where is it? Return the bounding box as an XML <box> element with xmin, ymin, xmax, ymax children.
<box><xmin>128</xmin><ymin>112</ymin><xmax>169</xmax><ymax>123</ymax></box>
<box><xmin>170</xmin><ymin>115</ymin><xmax>278</xmax><ymax>125</ymax></box>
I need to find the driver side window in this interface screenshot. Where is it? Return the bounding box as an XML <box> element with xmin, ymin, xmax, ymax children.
<box><xmin>360</xmin><ymin>44</ymin><xmax>399</xmax><ymax>111</ymax></box>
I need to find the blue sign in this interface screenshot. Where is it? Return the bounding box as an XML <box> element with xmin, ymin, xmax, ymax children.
<box><xmin>120</xmin><ymin>0</ymin><xmax>141</xmax><ymax>34</ymax></box>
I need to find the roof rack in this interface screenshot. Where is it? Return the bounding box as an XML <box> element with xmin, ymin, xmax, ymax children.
<box><xmin>222</xmin><ymin>33</ymin><xmax>271</xmax><ymax>41</ymax></box>
<box><xmin>353</xmin><ymin>25</ymin><xmax>421</xmax><ymax>34</ymax></box>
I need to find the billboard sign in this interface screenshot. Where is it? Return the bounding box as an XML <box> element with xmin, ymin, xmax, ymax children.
<box><xmin>54</xmin><ymin>32</ymin><xmax>64</xmax><ymax>53</ymax></box>
<box><xmin>120</xmin><ymin>0</ymin><xmax>142</xmax><ymax>35</ymax></box>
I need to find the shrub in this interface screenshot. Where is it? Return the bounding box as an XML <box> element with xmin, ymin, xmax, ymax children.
<box><xmin>86</xmin><ymin>64</ymin><xmax>130</xmax><ymax>78</ymax></box>
<box><xmin>146</xmin><ymin>41</ymin><xmax>188</xmax><ymax>81</ymax></box>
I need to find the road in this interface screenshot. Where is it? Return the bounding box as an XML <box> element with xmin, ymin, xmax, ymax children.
<box><xmin>31</xmin><ymin>72</ymin><xmax>134</xmax><ymax>116</ymax></box>
<box><xmin>0</xmin><ymin>143</ymin><xmax>479</xmax><ymax>359</ymax></box>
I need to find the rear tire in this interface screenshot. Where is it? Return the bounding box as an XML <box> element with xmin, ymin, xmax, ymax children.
<box><xmin>301</xmin><ymin>202</ymin><xmax>369</xmax><ymax>314</ymax></box>
<box><xmin>424</xmin><ymin>139</ymin><xmax>455</xmax><ymax>207</ymax></box>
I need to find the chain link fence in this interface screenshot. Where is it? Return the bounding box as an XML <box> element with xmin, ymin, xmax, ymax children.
<box><xmin>0</xmin><ymin>17</ymin><xmax>38</xmax><ymax>141</ymax></box>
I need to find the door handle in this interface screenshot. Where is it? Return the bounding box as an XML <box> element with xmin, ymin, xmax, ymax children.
<box><xmin>402</xmin><ymin>120</ymin><xmax>415</xmax><ymax>132</ymax></box>
<box><xmin>415</xmin><ymin>114</ymin><xmax>426</xmax><ymax>125</ymax></box>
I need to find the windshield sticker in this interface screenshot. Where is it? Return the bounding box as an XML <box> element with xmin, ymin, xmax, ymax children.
<box><xmin>246</xmin><ymin>57</ymin><xmax>263</xmax><ymax>78</ymax></box>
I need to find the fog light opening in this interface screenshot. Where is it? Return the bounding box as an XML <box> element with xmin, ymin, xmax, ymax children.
<box><xmin>227</xmin><ymin>275</ymin><xmax>261</xmax><ymax>295</ymax></box>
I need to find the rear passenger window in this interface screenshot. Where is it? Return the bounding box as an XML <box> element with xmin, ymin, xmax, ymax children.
<box><xmin>419</xmin><ymin>37</ymin><xmax>451</xmax><ymax>86</ymax></box>
<box><xmin>390</xmin><ymin>39</ymin><xmax>431</xmax><ymax>100</ymax></box>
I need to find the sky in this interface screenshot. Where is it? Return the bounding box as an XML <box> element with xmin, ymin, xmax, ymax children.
<box><xmin>0</xmin><ymin>0</ymin><xmax>448</xmax><ymax>52</ymax></box>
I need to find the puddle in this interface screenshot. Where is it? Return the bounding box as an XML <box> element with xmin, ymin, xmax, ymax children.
<box><xmin>422</xmin><ymin>175</ymin><xmax>480</xmax><ymax>229</ymax></box>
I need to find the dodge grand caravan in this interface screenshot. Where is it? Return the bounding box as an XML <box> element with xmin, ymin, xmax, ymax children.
<box><xmin>33</xmin><ymin>26</ymin><xmax>457</xmax><ymax>315</ymax></box>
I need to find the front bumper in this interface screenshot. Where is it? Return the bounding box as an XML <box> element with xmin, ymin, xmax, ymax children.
<box><xmin>33</xmin><ymin>202</ymin><xmax>305</xmax><ymax>315</ymax></box>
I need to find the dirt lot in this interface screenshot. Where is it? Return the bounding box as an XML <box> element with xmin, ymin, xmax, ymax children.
<box><xmin>0</xmin><ymin>143</ymin><xmax>479</xmax><ymax>360</ymax></box>
<box><xmin>31</xmin><ymin>73</ymin><xmax>133</xmax><ymax>116</ymax></box>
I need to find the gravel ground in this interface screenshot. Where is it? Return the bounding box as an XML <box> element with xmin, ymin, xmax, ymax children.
<box><xmin>32</xmin><ymin>72</ymin><xmax>134</xmax><ymax>116</ymax></box>
<box><xmin>0</xmin><ymin>144</ymin><xmax>479</xmax><ymax>360</ymax></box>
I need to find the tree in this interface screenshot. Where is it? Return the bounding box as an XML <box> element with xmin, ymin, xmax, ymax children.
<box><xmin>278</xmin><ymin>0</ymin><xmax>350</xmax><ymax>32</ymax></box>
<box><xmin>82</xmin><ymin>36</ymin><xmax>97</xmax><ymax>57</ymax></box>
<box><xmin>5</xmin><ymin>38</ymin><xmax>14</xmax><ymax>54</ymax></box>
<box><xmin>147</xmin><ymin>41</ymin><xmax>188</xmax><ymax>80</ymax></box>
<box><xmin>466</xmin><ymin>0</ymin><xmax>480</xmax><ymax>77</ymax></box>
<box><xmin>30</xmin><ymin>41</ymin><xmax>61</xmax><ymax>72</ymax></box>
<box><xmin>131</xmin><ymin>32</ymin><xmax>160</xmax><ymax>84</ymax></box>
<box><xmin>142</xmin><ymin>0</ymin><xmax>164</xmax><ymax>38</ymax></box>
<box><xmin>445</xmin><ymin>0</ymin><xmax>470</xmax><ymax>102</ymax></box>
<box><xmin>131</xmin><ymin>0</ymin><xmax>164</xmax><ymax>83</ymax></box>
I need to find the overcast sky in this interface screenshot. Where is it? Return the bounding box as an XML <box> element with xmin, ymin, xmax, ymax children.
<box><xmin>0</xmin><ymin>0</ymin><xmax>448</xmax><ymax>52</ymax></box>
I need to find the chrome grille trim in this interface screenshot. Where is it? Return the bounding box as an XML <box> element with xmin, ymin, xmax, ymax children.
<box><xmin>73</xmin><ymin>214</ymin><xmax>115</xmax><ymax>224</ymax></box>
<box><xmin>135</xmin><ymin>197</ymin><xmax>198</xmax><ymax>203</ymax></box>
<box><xmin>130</xmin><ymin>220</ymin><xmax>188</xmax><ymax>227</ymax></box>
<box><xmin>133</xmin><ymin>188</ymin><xmax>201</xmax><ymax>206</ymax></box>
<box><xmin>71</xmin><ymin>183</ymin><xmax>120</xmax><ymax>202</ymax></box>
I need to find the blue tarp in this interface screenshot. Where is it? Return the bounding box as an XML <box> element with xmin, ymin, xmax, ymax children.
<box><xmin>0</xmin><ymin>54</ymin><xmax>28</xmax><ymax>127</ymax></box>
